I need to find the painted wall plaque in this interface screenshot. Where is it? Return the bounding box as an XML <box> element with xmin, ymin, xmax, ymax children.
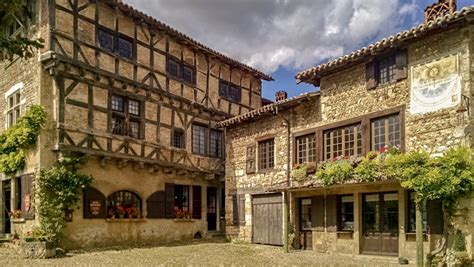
<box><xmin>89</xmin><ymin>200</ymin><xmax>102</xmax><ymax>216</ymax></box>
<box><xmin>410</xmin><ymin>54</ymin><xmax>461</xmax><ymax>114</ymax></box>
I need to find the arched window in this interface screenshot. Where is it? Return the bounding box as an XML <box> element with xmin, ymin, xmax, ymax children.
<box><xmin>107</xmin><ymin>191</ymin><xmax>142</xmax><ymax>219</ymax></box>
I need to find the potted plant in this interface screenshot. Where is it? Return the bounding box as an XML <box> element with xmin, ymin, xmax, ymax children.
<box><xmin>116</xmin><ymin>204</ymin><xmax>126</xmax><ymax>219</ymax></box>
<box><xmin>305</xmin><ymin>162</ymin><xmax>318</xmax><ymax>174</ymax></box>
<box><xmin>8</xmin><ymin>210</ymin><xmax>24</xmax><ymax>223</ymax></box>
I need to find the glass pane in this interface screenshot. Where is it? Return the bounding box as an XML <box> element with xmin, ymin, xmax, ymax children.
<box><xmin>383</xmin><ymin>193</ymin><xmax>398</xmax><ymax>232</ymax></box>
<box><xmin>183</xmin><ymin>66</ymin><xmax>194</xmax><ymax>84</ymax></box>
<box><xmin>111</xmin><ymin>95</ymin><xmax>124</xmax><ymax>112</ymax></box>
<box><xmin>128</xmin><ymin>121</ymin><xmax>140</xmax><ymax>139</ymax></box>
<box><xmin>107</xmin><ymin>191</ymin><xmax>141</xmax><ymax>218</ymax></box>
<box><xmin>167</xmin><ymin>59</ymin><xmax>180</xmax><ymax>78</ymax></box>
<box><xmin>98</xmin><ymin>29</ymin><xmax>114</xmax><ymax>52</ymax></box>
<box><xmin>363</xmin><ymin>194</ymin><xmax>380</xmax><ymax>232</ymax></box>
<box><xmin>111</xmin><ymin>116</ymin><xmax>125</xmax><ymax>135</ymax></box>
<box><xmin>300</xmin><ymin>198</ymin><xmax>312</xmax><ymax>230</ymax></box>
<box><xmin>128</xmin><ymin>100</ymin><xmax>140</xmax><ymax>116</ymax></box>
<box><xmin>117</xmin><ymin>37</ymin><xmax>133</xmax><ymax>59</ymax></box>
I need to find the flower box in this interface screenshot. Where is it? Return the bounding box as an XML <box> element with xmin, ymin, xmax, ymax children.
<box><xmin>21</xmin><ymin>241</ymin><xmax>56</xmax><ymax>259</ymax></box>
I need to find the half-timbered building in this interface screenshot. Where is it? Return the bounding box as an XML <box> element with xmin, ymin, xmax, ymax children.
<box><xmin>0</xmin><ymin>0</ymin><xmax>271</xmax><ymax>249</ymax></box>
<box><xmin>220</xmin><ymin>1</ymin><xmax>474</xmax><ymax>262</ymax></box>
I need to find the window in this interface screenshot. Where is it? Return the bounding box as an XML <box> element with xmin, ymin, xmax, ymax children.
<box><xmin>371</xmin><ymin>114</ymin><xmax>401</xmax><ymax>152</ymax></box>
<box><xmin>210</xmin><ymin>130</ymin><xmax>223</xmax><ymax>158</ymax></box>
<box><xmin>219</xmin><ymin>80</ymin><xmax>241</xmax><ymax>103</ymax></box>
<box><xmin>192</xmin><ymin>124</ymin><xmax>224</xmax><ymax>157</ymax></box>
<box><xmin>110</xmin><ymin>94</ymin><xmax>142</xmax><ymax>139</ymax></box>
<box><xmin>338</xmin><ymin>195</ymin><xmax>354</xmax><ymax>231</ymax></box>
<box><xmin>192</xmin><ymin>124</ymin><xmax>207</xmax><ymax>155</ymax></box>
<box><xmin>166</xmin><ymin>58</ymin><xmax>195</xmax><ymax>84</ymax></box>
<box><xmin>98</xmin><ymin>27</ymin><xmax>133</xmax><ymax>60</ymax></box>
<box><xmin>378</xmin><ymin>55</ymin><xmax>396</xmax><ymax>84</ymax></box>
<box><xmin>107</xmin><ymin>191</ymin><xmax>142</xmax><ymax>219</ymax></box>
<box><xmin>324</xmin><ymin>124</ymin><xmax>362</xmax><ymax>160</ymax></box>
<box><xmin>296</xmin><ymin>134</ymin><xmax>316</xmax><ymax>164</ymax></box>
<box><xmin>174</xmin><ymin>185</ymin><xmax>189</xmax><ymax>213</ymax></box>
<box><xmin>258</xmin><ymin>139</ymin><xmax>274</xmax><ymax>170</ymax></box>
<box><xmin>6</xmin><ymin>89</ymin><xmax>21</xmax><ymax>128</ymax></box>
<box><xmin>300</xmin><ymin>198</ymin><xmax>312</xmax><ymax>230</ymax></box>
<box><xmin>366</xmin><ymin>50</ymin><xmax>407</xmax><ymax>89</ymax></box>
<box><xmin>173</xmin><ymin>129</ymin><xmax>185</xmax><ymax>149</ymax></box>
<box><xmin>407</xmin><ymin>191</ymin><xmax>427</xmax><ymax>233</ymax></box>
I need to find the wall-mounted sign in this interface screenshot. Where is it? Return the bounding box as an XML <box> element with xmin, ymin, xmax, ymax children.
<box><xmin>24</xmin><ymin>194</ymin><xmax>31</xmax><ymax>212</ymax></box>
<box><xmin>89</xmin><ymin>200</ymin><xmax>102</xmax><ymax>216</ymax></box>
<box><xmin>410</xmin><ymin>54</ymin><xmax>461</xmax><ymax>114</ymax></box>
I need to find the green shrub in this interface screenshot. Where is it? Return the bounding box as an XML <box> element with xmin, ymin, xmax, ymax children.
<box><xmin>316</xmin><ymin>159</ymin><xmax>354</xmax><ymax>186</ymax></box>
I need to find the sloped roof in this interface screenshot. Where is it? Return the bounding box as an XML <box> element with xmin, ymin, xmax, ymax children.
<box><xmin>296</xmin><ymin>5</ymin><xmax>474</xmax><ymax>85</ymax></box>
<box><xmin>103</xmin><ymin>0</ymin><xmax>272</xmax><ymax>81</ymax></box>
<box><xmin>217</xmin><ymin>91</ymin><xmax>320</xmax><ymax>128</ymax></box>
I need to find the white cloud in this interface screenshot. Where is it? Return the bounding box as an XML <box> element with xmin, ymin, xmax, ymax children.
<box><xmin>124</xmin><ymin>0</ymin><xmax>417</xmax><ymax>74</ymax></box>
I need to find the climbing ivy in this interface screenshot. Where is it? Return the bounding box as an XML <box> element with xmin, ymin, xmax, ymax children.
<box><xmin>0</xmin><ymin>104</ymin><xmax>46</xmax><ymax>176</ymax></box>
<box><xmin>36</xmin><ymin>157</ymin><xmax>92</xmax><ymax>244</ymax></box>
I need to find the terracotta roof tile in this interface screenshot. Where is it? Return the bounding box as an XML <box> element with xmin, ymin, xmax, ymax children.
<box><xmin>217</xmin><ymin>91</ymin><xmax>320</xmax><ymax>128</ymax></box>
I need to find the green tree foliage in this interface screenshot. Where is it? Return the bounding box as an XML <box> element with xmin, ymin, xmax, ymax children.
<box><xmin>385</xmin><ymin>147</ymin><xmax>474</xmax><ymax>213</ymax></box>
<box><xmin>0</xmin><ymin>105</ymin><xmax>46</xmax><ymax>175</ymax></box>
<box><xmin>36</xmin><ymin>158</ymin><xmax>92</xmax><ymax>244</ymax></box>
<box><xmin>0</xmin><ymin>0</ymin><xmax>44</xmax><ymax>61</ymax></box>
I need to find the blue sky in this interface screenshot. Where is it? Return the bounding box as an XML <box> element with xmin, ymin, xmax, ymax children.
<box><xmin>126</xmin><ymin>0</ymin><xmax>472</xmax><ymax>101</ymax></box>
<box><xmin>262</xmin><ymin>0</ymin><xmax>472</xmax><ymax>100</ymax></box>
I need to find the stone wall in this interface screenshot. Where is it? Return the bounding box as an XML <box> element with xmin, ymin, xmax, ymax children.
<box><xmin>224</xmin><ymin>20</ymin><xmax>474</xmax><ymax>260</ymax></box>
<box><xmin>61</xmin><ymin>159</ymin><xmax>222</xmax><ymax>250</ymax></box>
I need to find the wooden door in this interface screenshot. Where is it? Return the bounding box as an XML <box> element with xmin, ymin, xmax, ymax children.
<box><xmin>362</xmin><ymin>192</ymin><xmax>399</xmax><ymax>256</ymax></box>
<box><xmin>252</xmin><ymin>194</ymin><xmax>282</xmax><ymax>246</ymax></box>
<box><xmin>207</xmin><ymin>187</ymin><xmax>217</xmax><ymax>231</ymax></box>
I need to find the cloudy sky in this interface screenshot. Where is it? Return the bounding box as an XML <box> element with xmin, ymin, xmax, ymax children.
<box><xmin>124</xmin><ymin>0</ymin><xmax>472</xmax><ymax>99</ymax></box>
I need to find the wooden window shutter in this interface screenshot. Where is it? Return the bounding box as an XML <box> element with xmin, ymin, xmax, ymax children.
<box><xmin>395</xmin><ymin>50</ymin><xmax>408</xmax><ymax>81</ymax></box>
<box><xmin>232</xmin><ymin>193</ymin><xmax>239</xmax><ymax>225</ymax></box>
<box><xmin>192</xmin><ymin>186</ymin><xmax>202</xmax><ymax>219</ymax></box>
<box><xmin>83</xmin><ymin>187</ymin><xmax>106</xmax><ymax>219</ymax></box>
<box><xmin>146</xmin><ymin>191</ymin><xmax>165</xmax><ymax>219</ymax></box>
<box><xmin>312</xmin><ymin>196</ymin><xmax>325</xmax><ymax>231</ymax></box>
<box><xmin>238</xmin><ymin>194</ymin><xmax>246</xmax><ymax>225</ymax></box>
<box><xmin>21</xmin><ymin>175</ymin><xmax>34</xmax><ymax>220</ymax></box>
<box><xmin>426</xmin><ymin>200</ymin><xmax>444</xmax><ymax>235</ymax></box>
<box><xmin>366</xmin><ymin>60</ymin><xmax>377</xmax><ymax>90</ymax></box>
<box><xmin>246</xmin><ymin>146</ymin><xmax>256</xmax><ymax>174</ymax></box>
<box><xmin>165</xmin><ymin>183</ymin><xmax>175</xmax><ymax>219</ymax></box>
<box><xmin>325</xmin><ymin>195</ymin><xmax>338</xmax><ymax>232</ymax></box>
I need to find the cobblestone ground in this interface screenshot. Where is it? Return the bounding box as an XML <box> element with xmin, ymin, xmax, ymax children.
<box><xmin>0</xmin><ymin>240</ymin><xmax>410</xmax><ymax>266</ymax></box>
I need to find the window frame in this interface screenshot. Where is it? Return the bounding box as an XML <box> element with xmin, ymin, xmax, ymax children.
<box><xmin>166</xmin><ymin>56</ymin><xmax>196</xmax><ymax>85</ymax></box>
<box><xmin>370</xmin><ymin>113</ymin><xmax>401</xmax><ymax>152</ymax></box>
<box><xmin>109</xmin><ymin>94</ymin><xmax>143</xmax><ymax>139</ymax></box>
<box><xmin>299</xmin><ymin>198</ymin><xmax>312</xmax><ymax>231</ymax></box>
<box><xmin>323</xmin><ymin>123</ymin><xmax>363</xmax><ymax>161</ymax></box>
<box><xmin>97</xmin><ymin>26</ymin><xmax>134</xmax><ymax>60</ymax></box>
<box><xmin>106</xmin><ymin>190</ymin><xmax>142</xmax><ymax>219</ymax></box>
<box><xmin>192</xmin><ymin>123</ymin><xmax>208</xmax><ymax>155</ymax></box>
<box><xmin>174</xmin><ymin>184</ymin><xmax>190</xmax><ymax>213</ymax></box>
<box><xmin>172</xmin><ymin>128</ymin><xmax>186</xmax><ymax>149</ymax></box>
<box><xmin>219</xmin><ymin>79</ymin><xmax>242</xmax><ymax>103</ymax></box>
<box><xmin>295</xmin><ymin>133</ymin><xmax>317</xmax><ymax>165</ymax></box>
<box><xmin>377</xmin><ymin>54</ymin><xmax>396</xmax><ymax>85</ymax></box>
<box><xmin>209</xmin><ymin>129</ymin><xmax>224</xmax><ymax>158</ymax></box>
<box><xmin>5</xmin><ymin>83</ymin><xmax>23</xmax><ymax>129</ymax></box>
<box><xmin>337</xmin><ymin>195</ymin><xmax>354</xmax><ymax>232</ymax></box>
<box><xmin>258</xmin><ymin>138</ymin><xmax>275</xmax><ymax>171</ymax></box>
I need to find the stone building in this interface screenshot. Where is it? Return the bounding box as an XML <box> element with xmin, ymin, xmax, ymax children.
<box><xmin>0</xmin><ymin>0</ymin><xmax>271</xmax><ymax>249</ymax></box>
<box><xmin>220</xmin><ymin>1</ymin><xmax>474</xmax><ymax>261</ymax></box>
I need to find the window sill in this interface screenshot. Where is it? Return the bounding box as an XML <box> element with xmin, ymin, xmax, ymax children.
<box><xmin>172</xmin><ymin>219</ymin><xmax>195</xmax><ymax>223</ymax></box>
<box><xmin>106</xmin><ymin>218</ymin><xmax>147</xmax><ymax>222</ymax></box>
<box><xmin>11</xmin><ymin>218</ymin><xmax>26</xmax><ymax>223</ymax></box>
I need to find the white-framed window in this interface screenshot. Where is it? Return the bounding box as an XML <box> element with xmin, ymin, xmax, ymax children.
<box><xmin>5</xmin><ymin>83</ymin><xmax>24</xmax><ymax>129</ymax></box>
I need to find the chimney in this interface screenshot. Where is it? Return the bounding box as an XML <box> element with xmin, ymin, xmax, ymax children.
<box><xmin>424</xmin><ymin>0</ymin><xmax>457</xmax><ymax>23</ymax></box>
<box><xmin>275</xmin><ymin>91</ymin><xmax>288</xmax><ymax>102</ymax></box>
